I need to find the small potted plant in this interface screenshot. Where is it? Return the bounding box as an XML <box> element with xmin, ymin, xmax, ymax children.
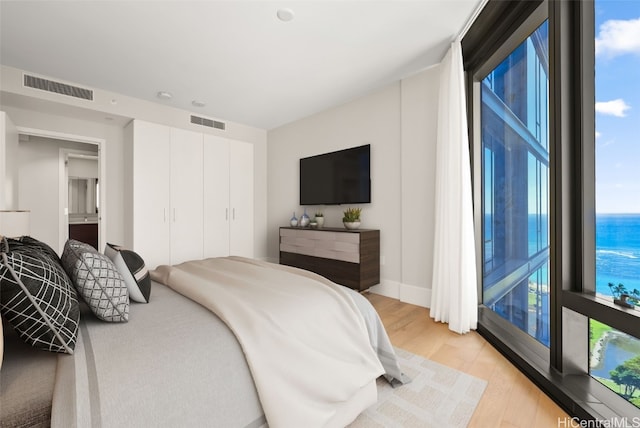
<box><xmin>342</xmin><ymin>207</ymin><xmax>362</xmax><ymax>230</ymax></box>
<box><xmin>315</xmin><ymin>212</ymin><xmax>325</xmax><ymax>228</ymax></box>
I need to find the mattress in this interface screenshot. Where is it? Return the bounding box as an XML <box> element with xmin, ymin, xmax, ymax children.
<box><xmin>2</xmin><ymin>257</ymin><xmax>406</xmax><ymax>428</ymax></box>
<box><xmin>51</xmin><ymin>280</ymin><xmax>265</xmax><ymax>428</ymax></box>
<box><xmin>1</xmin><ymin>281</ymin><xmax>265</xmax><ymax>428</ymax></box>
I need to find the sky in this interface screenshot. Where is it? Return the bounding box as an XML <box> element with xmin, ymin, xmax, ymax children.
<box><xmin>595</xmin><ymin>0</ymin><xmax>640</xmax><ymax>213</ymax></box>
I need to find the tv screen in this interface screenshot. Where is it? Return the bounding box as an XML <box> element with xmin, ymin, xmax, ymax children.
<box><xmin>299</xmin><ymin>144</ymin><xmax>371</xmax><ymax>205</ymax></box>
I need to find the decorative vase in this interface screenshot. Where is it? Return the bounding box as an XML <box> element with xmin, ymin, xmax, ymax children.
<box><xmin>343</xmin><ymin>221</ymin><xmax>361</xmax><ymax>230</ymax></box>
<box><xmin>300</xmin><ymin>209</ymin><xmax>310</xmax><ymax>227</ymax></box>
<box><xmin>290</xmin><ymin>212</ymin><xmax>298</xmax><ymax>227</ymax></box>
<box><xmin>315</xmin><ymin>217</ymin><xmax>325</xmax><ymax>228</ymax></box>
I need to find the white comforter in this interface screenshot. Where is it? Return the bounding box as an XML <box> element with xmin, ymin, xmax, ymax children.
<box><xmin>152</xmin><ymin>257</ymin><xmax>385</xmax><ymax>428</ymax></box>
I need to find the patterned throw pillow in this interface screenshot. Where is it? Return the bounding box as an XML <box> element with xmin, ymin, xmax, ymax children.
<box><xmin>104</xmin><ymin>243</ymin><xmax>151</xmax><ymax>303</ymax></box>
<box><xmin>62</xmin><ymin>240</ymin><xmax>129</xmax><ymax>322</ymax></box>
<box><xmin>0</xmin><ymin>237</ymin><xmax>80</xmax><ymax>354</ymax></box>
<box><xmin>7</xmin><ymin>236</ymin><xmax>62</xmax><ymax>265</ymax></box>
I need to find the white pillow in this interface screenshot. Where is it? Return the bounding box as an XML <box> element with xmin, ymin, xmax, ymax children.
<box><xmin>104</xmin><ymin>243</ymin><xmax>151</xmax><ymax>303</ymax></box>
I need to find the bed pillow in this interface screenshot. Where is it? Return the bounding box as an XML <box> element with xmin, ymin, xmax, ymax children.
<box><xmin>7</xmin><ymin>236</ymin><xmax>62</xmax><ymax>265</ymax></box>
<box><xmin>62</xmin><ymin>239</ymin><xmax>129</xmax><ymax>322</ymax></box>
<box><xmin>0</xmin><ymin>237</ymin><xmax>79</xmax><ymax>354</ymax></box>
<box><xmin>104</xmin><ymin>243</ymin><xmax>151</xmax><ymax>303</ymax></box>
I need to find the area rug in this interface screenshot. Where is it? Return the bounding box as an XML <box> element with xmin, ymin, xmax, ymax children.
<box><xmin>349</xmin><ymin>348</ymin><xmax>487</xmax><ymax>428</ymax></box>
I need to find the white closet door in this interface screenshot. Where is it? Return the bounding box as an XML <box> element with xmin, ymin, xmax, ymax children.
<box><xmin>170</xmin><ymin>128</ymin><xmax>204</xmax><ymax>264</ymax></box>
<box><xmin>132</xmin><ymin>120</ymin><xmax>171</xmax><ymax>269</ymax></box>
<box><xmin>229</xmin><ymin>141</ymin><xmax>254</xmax><ymax>257</ymax></box>
<box><xmin>203</xmin><ymin>134</ymin><xmax>231</xmax><ymax>258</ymax></box>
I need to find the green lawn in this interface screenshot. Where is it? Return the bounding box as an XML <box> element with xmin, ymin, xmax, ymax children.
<box><xmin>593</xmin><ymin>375</ymin><xmax>640</xmax><ymax>406</ymax></box>
<box><xmin>590</xmin><ymin>319</ymin><xmax>612</xmax><ymax>350</ymax></box>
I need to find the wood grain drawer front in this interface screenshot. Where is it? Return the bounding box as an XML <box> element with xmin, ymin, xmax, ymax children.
<box><xmin>279</xmin><ymin>227</ymin><xmax>380</xmax><ymax>291</ymax></box>
<box><xmin>279</xmin><ymin>230</ymin><xmax>360</xmax><ymax>263</ymax></box>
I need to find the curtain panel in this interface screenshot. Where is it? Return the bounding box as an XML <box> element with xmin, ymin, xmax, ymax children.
<box><xmin>430</xmin><ymin>41</ymin><xmax>478</xmax><ymax>334</ymax></box>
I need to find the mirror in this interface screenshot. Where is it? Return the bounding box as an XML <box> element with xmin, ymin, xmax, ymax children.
<box><xmin>68</xmin><ymin>177</ymin><xmax>99</xmax><ymax>215</ymax></box>
<box><xmin>67</xmin><ymin>154</ymin><xmax>99</xmax><ymax>223</ymax></box>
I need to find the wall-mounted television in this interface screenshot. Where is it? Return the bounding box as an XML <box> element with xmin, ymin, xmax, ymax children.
<box><xmin>300</xmin><ymin>144</ymin><xmax>371</xmax><ymax>205</ymax></box>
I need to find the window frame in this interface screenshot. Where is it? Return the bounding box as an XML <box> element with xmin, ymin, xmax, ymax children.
<box><xmin>478</xmin><ymin>13</ymin><xmax>551</xmax><ymax>348</ymax></box>
<box><xmin>464</xmin><ymin>0</ymin><xmax>640</xmax><ymax>420</ymax></box>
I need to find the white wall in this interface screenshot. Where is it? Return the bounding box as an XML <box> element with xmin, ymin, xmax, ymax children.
<box><xmin>2</xmin><ymin>106</ymin><xmax>125</xmax><ymax>254</ymax></box>
<box><xmin>267</xmin><ymin>65</ymin><xmax>440</xmax><ymax>307</ymax></box>
<box><xmin>1</xmin><ymin>64</ymin><xmax>269</xmax><ymax>259</ymax></box>
<box><xmin>0</xmin><ymin>111</ymin><xmax>19</xmax><ymax>210</ymax></box>
<box><xmin>17</xmin><ymin>135</ymin><xmax>98</xmax><ymax>251</ymax></box>
<box><xmin>268</xmin><ymin>83</ymin><xmax>402</xmax><ymax>280</ymax></box>
<box><xmin>399</xmin><ymin>66</ymin><xmax>440</xmax><ymax>306</ymax></box>
<box><xmin>68</xmin><ymin>157</ymin><xmax>98</xmax><ymax>178</ymax></box>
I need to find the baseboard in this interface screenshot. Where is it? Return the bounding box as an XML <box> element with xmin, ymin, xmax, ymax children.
<box><xmin>263</xmin><ymin>258</ymin><xmax>432</xmax><ymax>308</ymax></box>
<box><xmin>368</xmin><ymin>279</ymin><xmax>400</xmax><ymax>299</ymax></box>
<box><xmin>369</xmin><ymin>280</ymin><xmax>431</xmax><ymax>308</ymax></box>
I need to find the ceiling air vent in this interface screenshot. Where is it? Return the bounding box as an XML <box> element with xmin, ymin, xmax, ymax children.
<box><xmin>190</xmin><ymin>115</ymin><xmax>226</xmax><ymax>130</ymax></box>
<box><xmin>23</xmin><ymin>74</ymin><xmax>94</xmax><ymax>101</ymax></box>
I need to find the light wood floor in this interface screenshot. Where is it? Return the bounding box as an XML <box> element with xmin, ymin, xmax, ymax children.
<box><xmin>365</xmin><ymin>292</ymin><xmax>570</xmax><ymax>428</ymax></box>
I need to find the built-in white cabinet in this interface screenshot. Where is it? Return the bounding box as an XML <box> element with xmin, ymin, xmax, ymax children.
<box><xmin>203</xmin><ymin>134</ymin><xmax>254</xmax><ymax>258</ymax></box>
<box><xmin>169</xmin><ymin>128</ymin><xmax>204</xmax><ymax>264</ymax></box>
<box><xmin>202</xmin><ymin>135</ymin><xmax>230</xmax><ymax>258</ymax></box>
<box><xmin>128</xmin><ymin>121</ymin><xmax>203</xmax><ymax>268</ymax></box>
<box><xmin>128</xmin><ymin>120</ymin><xmax>172</xmax><ymax>269</ymax></box>
<box><xmin>126</xmin><ymin>119</ymin><xmax>253</xmax><ymax>269</ymax></box>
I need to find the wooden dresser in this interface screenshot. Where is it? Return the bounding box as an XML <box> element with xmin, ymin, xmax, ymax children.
<box><xmin>279</xmin><ymin>227</ymin><xmax>380</xmax><ymax>291</ymax></box>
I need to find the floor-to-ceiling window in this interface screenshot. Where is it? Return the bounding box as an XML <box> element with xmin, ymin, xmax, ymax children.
<box><xmin>465</xmin><ymin>0</ymin><xmax>640</xmax><ymax>420</ymax></box>
<box><xmin>481</xmin><ymin>20</ymin><xmax>550</xmax><ymax>346</ymax></box>
<box><xmin>589</xmin><ymin>0</ymin><xmax>640</xmax><ymax>409</ymax></box>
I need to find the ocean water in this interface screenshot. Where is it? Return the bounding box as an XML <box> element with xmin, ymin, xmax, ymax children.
<box><xmin>485</xmin><ymin>213</ymin><xmax>640</xmax><ymax>294</ymax></box>
<box><xmin>596</xmin><ymin>214</ymin><xmax>640</xmax><ymax>296</ymax></box>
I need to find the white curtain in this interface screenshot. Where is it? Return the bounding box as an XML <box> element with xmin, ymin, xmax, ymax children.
<box><xmin>429</xmin><ymin>41</ymin><xmax>478</xmax><ymax>334</ymax></box>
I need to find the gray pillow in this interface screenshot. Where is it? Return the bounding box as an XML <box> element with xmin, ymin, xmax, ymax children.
<box><xmin>0</xmin><ymin>237</ymin><xmax>79</xmax><ymax>353</ymax></box>
<box><xmin>62</xmin><ymin>239</ymin><xmax>129</xmax><ymax>322</ymax></box>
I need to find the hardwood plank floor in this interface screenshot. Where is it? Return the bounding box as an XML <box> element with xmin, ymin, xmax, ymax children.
<box><xmin>365</xmin><ymin>292</ymin><xmax>570</xmax><ymax>427</ymax></box>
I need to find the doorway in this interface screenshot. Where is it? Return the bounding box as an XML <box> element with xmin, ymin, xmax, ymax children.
<box><xmin>64</xmin><ymin>150</ymin><xmax>100</xmax><ymax>250</ymax></box>
<box><xmin>15</xmin><ymin>126</ymin><xmax>105</xmax><ymax>254</ymax></box>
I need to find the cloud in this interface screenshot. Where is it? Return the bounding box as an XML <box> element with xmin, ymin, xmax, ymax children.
<box><xmin>596</xmin><ymin>17</ymin><xmax>640</xmax><ymax>57</ymax></box>
<box><xmin>595</xmin><ymin>131</ymin><xmax>601</xmax><ymax>139</ymax></box>
<box><xmin>595</xmin><ymin>99</ymin><xmax>631</xmax><ymax>117</ymax></box>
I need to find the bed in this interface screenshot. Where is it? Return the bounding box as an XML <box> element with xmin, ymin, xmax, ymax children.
<box><xmin>0</xmin><ymin>237</ymin><xmax>407</xmax><ymax>428</ymax></box>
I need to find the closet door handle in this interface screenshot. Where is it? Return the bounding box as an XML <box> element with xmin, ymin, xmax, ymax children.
<box><xmin>173</xmin><ymin>208</ymin><xmax>176</xmax><ymax>222</ymax></box>
<box><xmin>225</xmin><ymin>208</ymin><xmax>229</xmax><ymax>221</ymax></box>
<box><xmin>163</xmin><ymin>208</ymin><xmax>167</xmax><ymax>222</ymax></box>
<box><xmin>232</xmin><ymin>208</ymin><xmax>236</xmax><ymax>220</ymax></box>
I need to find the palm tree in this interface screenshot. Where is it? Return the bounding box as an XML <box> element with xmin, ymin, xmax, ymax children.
<box><xmin>608</xmin><ymin>282</ymin><xmax>627</xmax><ymax>298</ymax></box>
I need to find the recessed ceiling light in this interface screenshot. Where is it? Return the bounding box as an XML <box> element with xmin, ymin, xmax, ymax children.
<box><xmin>192</xmin><ymin>100</ymin><xmax>206</xmax><ymax>107</ymax></box>
<box><xmin>277</xmin><ymin>8</ymin><xmax>295</xmax><ymax>22</ymax></box>
<box><xmin>157</xmin><ymin>91</ymin><xmax>172</xmax><ymax>100</ymax></box>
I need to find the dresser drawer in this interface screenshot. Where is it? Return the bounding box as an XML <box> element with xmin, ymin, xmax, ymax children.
<box><xmin>278</xmin><ymin>227</ymin><xmax>380</xmax><ymax>291</ymax></box>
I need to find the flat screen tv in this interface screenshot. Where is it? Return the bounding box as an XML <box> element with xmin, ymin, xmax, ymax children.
<box><xmin>300</xmin><ymin>144</ymin><xmax>371</xmax><ymax>205</ymax></box>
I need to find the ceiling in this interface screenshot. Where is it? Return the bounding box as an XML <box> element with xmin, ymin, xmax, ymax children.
<box><xmin>0</xmin><ymin>1</ymin><xmax>483</xmax><ymax>130</ymax></box>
